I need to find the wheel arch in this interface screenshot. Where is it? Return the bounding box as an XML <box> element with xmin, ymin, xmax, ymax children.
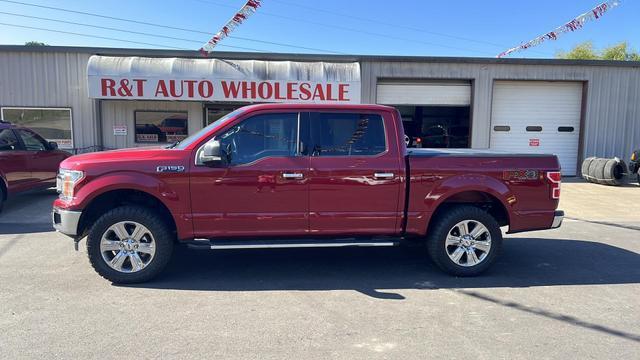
<box><xmin>77</xmin><ymin>189</ymin><xmax>178</xmax><ymax>241</ymax></box>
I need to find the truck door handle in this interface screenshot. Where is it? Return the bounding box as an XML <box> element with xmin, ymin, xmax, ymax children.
<box><xmin>282</xmin><ymin>173</ymin><xmax>304</xmax><ymax>179</ymax></box>
<box><xmin>374</xmin><ymin>172</ymin><xmax>394</xmax><ymax>179</ymax></box>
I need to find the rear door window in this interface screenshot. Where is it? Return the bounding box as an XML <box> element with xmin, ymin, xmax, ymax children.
<box><xmin>310</xmin><ymin>113</ymin><xmax>386</xmax><ymax>156</ymax></box>
<box><xmin>0</xmin><ymin>129</ymin><xmax>21</xmax><ymax>151</ymax></box>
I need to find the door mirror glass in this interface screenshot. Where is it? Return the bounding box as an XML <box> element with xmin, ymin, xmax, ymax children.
<box><xmin>48</xmin><ymin>141</ymin><xmax>59</xmax><ymax>150</ymax></box>
<box><xmin>199</xmin><ymin>139</ymin><xmax>226</xmax><ymax>167</ymax></box>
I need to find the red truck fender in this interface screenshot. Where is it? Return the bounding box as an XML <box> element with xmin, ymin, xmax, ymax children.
<box><xmin>420</xmin><ymin>174</ymin><xmax>512</xmax><ymax>233</ymax></box>
<box><xmin>68</xmin><ymin>171</ymin><xmax>192</xmax><ymax>239</ymax></box>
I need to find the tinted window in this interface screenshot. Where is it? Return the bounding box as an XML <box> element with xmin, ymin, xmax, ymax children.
<box><xmin>526</xmin><ymin>126</ymin><xmax>543</xmax><ymax>132</ymax></box>
<box><xmin>218</xmin><ymin>113</ymin><xmax>299</xmax><ymax>166</ymax></box>
<box><xmin>0</xmin><ymin>129</ymin><xmax>20</xmax><ymax>151</ymax></box>
<box><xmin>312</xmin><ymin>113</ymin><xmax>386</xmax><ymax>156</ymax></box>
<box><xmin>558</xmin><ymin>126</ymin><xmax>575</xmax><ymax>132</ymax></box>
<box><xmin>134</xmin><ymin>111</ymin><xmax>188</xmax><ymax>143</ymax></box>
<box><xmin>493</xmin><ymin>125</ymin><xmax>511</xmax><ymax>132</ymax></box>
<box><xmin>16</xmin><ymin>129</ymin><xmax>48</xmax><ymax>151</ymax></box>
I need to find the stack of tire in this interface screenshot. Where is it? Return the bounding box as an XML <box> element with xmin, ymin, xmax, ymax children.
<box><xmin>581</xmin><ymin>157</ymin><xmax>629</xmax><ymax>186</ymax></box>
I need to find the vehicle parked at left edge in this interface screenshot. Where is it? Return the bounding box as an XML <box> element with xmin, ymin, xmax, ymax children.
<box><xmin>630</xmin><ymin>148</ymin><xmax>640</xmax><ymax>184</ymax></box>
<box><xmin>0</xmin><ymin>120</ymin><xmax>70</xmax><ymax>212</ymax></box>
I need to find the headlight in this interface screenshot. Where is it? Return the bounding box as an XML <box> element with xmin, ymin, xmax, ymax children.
<box><xmin>56</xmin><ymin>169</ymin><xmax>84</xmax><ymax>200</ymax></box>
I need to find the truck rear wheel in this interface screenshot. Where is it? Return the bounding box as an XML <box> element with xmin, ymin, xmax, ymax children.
<box><xmin>87</xmin><ymin>206</ymin><xmax>174</xmax><ymax>283</ymax></box>
<box><xmin>426</xmin><ymin>205</ymin><xmax>502</xmax><ymax>276</ymax></box>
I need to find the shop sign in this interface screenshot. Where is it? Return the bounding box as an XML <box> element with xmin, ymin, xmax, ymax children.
<box><xmin>529</xmin><ymin>138</ymin><xmax>540</xmax><ymax>147</ymax></box>
<box><xmin>136</xmin><ymin>133</ymin><xmax>159</xmax><ymax>142</ymax></box>
<box><xmin>113</xmin><ymin>125</ymin><xmax>127</xmax><ymax>136</ymax></box>
<box><xmin>89</xmin><ymin>78</ymin><xmax>359</xmax><ymax>103</ymax></box>
<box><xmin>87</xmin><ymin>56</ymin><xmax>361</xmax><ymax>103</ymax></box>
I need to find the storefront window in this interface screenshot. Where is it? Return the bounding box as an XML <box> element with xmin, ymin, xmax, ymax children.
<box><xmin>206</xmin><ymin>105</ymin><xmax>243</xmax><ymax>126</ymax></box>
<box><xmin>134</xmin><ymin>111</ymin><xmax>188</xmax><ymax>143</ymax></box>
<box><xmin>0</xmin><ymin>107</ymin><xmax>73</xmax><ymax>149</ymax></box>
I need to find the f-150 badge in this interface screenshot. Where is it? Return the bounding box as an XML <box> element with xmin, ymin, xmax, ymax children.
<box><xmin>156</xmin><ymin>165</ymin><xmax>185</xmax><ymax>173</ymax></box>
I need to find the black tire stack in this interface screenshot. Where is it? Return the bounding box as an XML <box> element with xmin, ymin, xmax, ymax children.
<box><xmin>581</xmin><ymin>157</ymin><xmax>629</xmax><ymax>186</ymax></box>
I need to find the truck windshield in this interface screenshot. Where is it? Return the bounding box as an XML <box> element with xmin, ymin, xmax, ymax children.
<box><xmin>172</xmin><ymin>108</ymin><xmax>245</xmax><ymax>150</ymax></box>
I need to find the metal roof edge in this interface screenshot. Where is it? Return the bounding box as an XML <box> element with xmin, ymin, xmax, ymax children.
<box><xmin>1</xmin><ymin>44</ymin><xmax>640</xmax><ymax>68</ymax></box>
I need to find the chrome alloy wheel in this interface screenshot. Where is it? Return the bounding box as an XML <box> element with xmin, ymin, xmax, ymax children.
<box><xmin>445</xmin><ymin>220</ymin><xmax>492</xmax><ymax>267</ymax></box>
<box><xmin>100</xmin><ymin>221</ymin><xmax>156</xmax><ymax>273</ymax></box>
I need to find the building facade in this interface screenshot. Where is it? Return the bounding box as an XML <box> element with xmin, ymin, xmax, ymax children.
<box><xmin>1</xmin><ymin>45</ymin><xmax>639</xmax><ymax>175</ymax></box>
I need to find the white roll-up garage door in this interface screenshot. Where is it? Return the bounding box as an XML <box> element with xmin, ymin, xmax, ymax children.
<box><xmin>377</xmin><ymin>81</ymin><xmax>471</xmax><ymax>105</ymax></box>
<box><xmin>490</xmin><ymin>81</ymin><xmax>582</xmax><ymax>176</ymax></box>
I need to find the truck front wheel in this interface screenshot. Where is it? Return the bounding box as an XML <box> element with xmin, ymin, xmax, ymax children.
<box><xmin>426</xmin><ymin>205</ymin><xmax>502</xmax><ymax>276</ymax></box>
<box><xmin>87</xmin><ymin>206</ymin><xmax>174</xmax><ymax>283</ymax></box>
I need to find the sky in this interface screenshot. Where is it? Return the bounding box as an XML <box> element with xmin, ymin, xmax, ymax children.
<box><xmin>0</xmin><ymin>0</ymin><xmax>637</xmax><ymax>58</ymax></box>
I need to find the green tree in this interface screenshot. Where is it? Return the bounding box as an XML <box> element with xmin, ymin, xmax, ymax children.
<box><xmin>557</xmin><ymin>41</ymin><xmax>640</xmax><ymax>61</ymax></box>
<box><xmin>24</xmin><ymin>41</ymin><xmax>48</xmax><ymax>46</ymax></box>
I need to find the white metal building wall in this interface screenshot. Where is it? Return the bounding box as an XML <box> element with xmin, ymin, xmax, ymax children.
<box><xmin>362</xmin><ymin>61</ymin><xmax>640</xmax><ymax>165</ymax></box>
<box><xmin>0</xmin><ymin>50</ymin><xmax>97</xmax><ymax>151</ymax></box>
<box><xmin>100</xmin><ymin>100</ymin><xmax>203</xmax><ymax>149</ymax></box>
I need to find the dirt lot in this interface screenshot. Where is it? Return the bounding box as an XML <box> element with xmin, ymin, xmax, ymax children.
<box><xmin>0</xmin><ymin>180</ymin><xmax>639</xmax><ymax>359</ymax></box>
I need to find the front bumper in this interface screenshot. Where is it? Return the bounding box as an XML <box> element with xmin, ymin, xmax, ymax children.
<box><xmin>52</xmin><ymin>207</ymin><xmax>82</xmax><ymax>237</ymax></box>
<box><xmin>551</xmin><ymin>210</ymin><xmax>564</xmax><ymax>229</ymax></box>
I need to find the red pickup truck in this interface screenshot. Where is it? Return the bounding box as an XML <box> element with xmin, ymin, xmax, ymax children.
<box><xmin>53</xmin><ymin>104</ymin><xmax>563</xmax><ymax>283</ymax></box>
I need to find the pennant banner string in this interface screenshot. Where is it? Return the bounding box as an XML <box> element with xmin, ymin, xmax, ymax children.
<box><xmin>497</xmin><ymin>0</ymin><xmax>621</xmax><ymax>58</ymax></box>
<box><xmin>200</xmin><ymin>0</ymin><xmax>263</xmax><ymax>56</ymax></box>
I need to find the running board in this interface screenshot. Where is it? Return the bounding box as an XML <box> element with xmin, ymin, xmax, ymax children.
<box><xmin>187</xmin><ymin>238</ymin><xmax>399</xmax><ymax>250</ymax></box>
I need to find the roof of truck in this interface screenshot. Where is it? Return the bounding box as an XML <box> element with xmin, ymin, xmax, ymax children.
<box><xmin>239</xmin><ymin>103</ymin><xmax>396</xmax><ymax>112</ymax></box>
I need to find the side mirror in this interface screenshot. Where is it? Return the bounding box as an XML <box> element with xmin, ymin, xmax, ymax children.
<box><xmin>48</xmin><ymin>141</ymin><xmax>59</xmax><ymax>150</ymax></box>
<box><xmin>199</xmin><ymin>140</ymin><xmax>226</xmax><ymax>167</ymax></box>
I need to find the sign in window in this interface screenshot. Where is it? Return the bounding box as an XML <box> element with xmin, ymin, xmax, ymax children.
<box><xmin>134</xmin><ymin>111</ymin><xmax>188</xmax><ymax>143</ymax></box>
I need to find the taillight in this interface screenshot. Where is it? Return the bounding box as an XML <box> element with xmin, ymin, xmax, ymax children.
<box><xmin>546</xmin><ymin>171</ymin><xmax>561</xmax><ymax>200</ymax></box>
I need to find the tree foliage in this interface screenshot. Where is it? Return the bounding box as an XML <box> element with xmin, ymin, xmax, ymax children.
<box><xmin>24</xmin><ymin>41</ymin><xmax>48</xmax><ymax>46</ymax></box>
<box><xmin>556</xmin><ymin>41</ymin><xmax>640</xmax><ymax>61</ymax></box>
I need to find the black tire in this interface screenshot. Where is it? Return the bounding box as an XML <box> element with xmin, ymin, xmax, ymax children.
<box><xmin>581</xmin><ymin>157</ymin><xmax>595</xmax><ymax>180</ymax></box>
<box><xmin>586</xmin><ymin>158</ymin><xmax>601</xmax><ymax>183</ymax></box>
<box><xmin>591</xmin><ymin>158</ymin><xmax>608</xmax><ymax>184</ymax></box>
<box><xmin>87</xmin><ymin>206</ymin><xmax>174</xmax><ymax>283</ymax></box>
<box><xmin>602</xmin><ymin>158</ymin><xmax>628</xmax><ymax>186</ymax></box>
<box><xmin>426</xmin><ymin>205</ymin><xmax>503</xmax><ymax>277</ymax></box>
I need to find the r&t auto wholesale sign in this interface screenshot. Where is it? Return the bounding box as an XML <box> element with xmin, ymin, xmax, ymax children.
<box><xmin>87</xmin><ymin>56</ymin><xmax>361</xmax><ymax>104</ymax></box>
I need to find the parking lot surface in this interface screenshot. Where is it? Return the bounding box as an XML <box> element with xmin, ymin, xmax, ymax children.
<box><xmin>1</xmin><ymin>181</ymin><xmax>639</xmax><ymax>359</ymax></box>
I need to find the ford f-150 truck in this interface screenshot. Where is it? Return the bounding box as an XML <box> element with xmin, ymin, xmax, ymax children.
<box><xmin>53</xmin><ymin>104</ymin><xmax>563</xmax><ymax>283</ymax></box>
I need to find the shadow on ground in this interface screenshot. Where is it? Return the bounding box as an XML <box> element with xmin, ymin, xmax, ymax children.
<box><xmin>0</xmin><ymin>190</ymin><xmax>56</xmax><ymax>234</ymax></box>
<box><xmin>128</xmin><ymin>237</ymin><xmax>640</xmax><ymax>294</ymax></box>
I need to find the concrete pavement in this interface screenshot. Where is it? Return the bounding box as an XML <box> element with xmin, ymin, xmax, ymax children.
<box><xmin>0</xmin><ymin>183</ymin><xmax>639</xmax><ymax>359</ymax></box>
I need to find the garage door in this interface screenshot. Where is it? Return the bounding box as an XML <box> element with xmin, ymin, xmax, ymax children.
<box><xmin>490</xmin><ymin>81</ymin><xmax>582</xmax><ymax>176</ymax></box>
<box><xmin>377</xmin><ymin>81</ymin><xmax>471</xmax><ymax>105</ymax></box>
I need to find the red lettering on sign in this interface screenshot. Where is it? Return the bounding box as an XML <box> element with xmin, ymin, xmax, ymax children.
<box><xmin>198</xmin><ymin>80</ymin><xmax>214</xmax><ymax>98</ymax></box>
<box><xmin>299</xmin><ymin>83</ymin><xmax>312</xmax><ymax>100</ymax></box>
<box><xmin>169</xmin><ymin>80</ymin><xmax>183</xmax><ymax>97</ymax></box>
<box><xmin>258</xmin><ymin>82</ymin><xmax>273</xmax><ymax>99</ymax></box>
<box><xmin>101</xmin><ymin>78</ymin><xmax>116</xmax><ymax>96</ymax></box>
<box><xmin>338</xmin><ymin>84</ymin><xmax>349</xmax><ymax>101</ymax></box>
<box><xmin>529</xmin><ymin>138</ymin><xmax>540</xmax><ymax>147</ymax></box>
<box><xmin>132</xmin><ymin>79</ymin><xmax>146</xmax><ymax>97</ymax></box>
<box><xmin>221</xmin><ymin>81</ymin><xmax>241</xmax><ymax>98</ymax></box>
<box><xmin>312</xmin><ymin>84</ymin><xmax>325</xmax><ymax>101</ymax></box>
<box><xmin>286</xmin><ymin>83</ymin><xmax>297</xmax><ymax>99</ymax></box>
<box><xmin>183</xmin><ymin>80</ymin><xmax>196</xmax><ymax>98</ymax></box>
<box><xmin>241</xmin><ymin>81</ymin><xmax>256</xmax><ymax>99</ymax></box>
<box><xmin>273</xmin><ymin>83</ymin><xmax>286</xmax><ymax>100</ymax></box>
<box><xmin>155</xmin><ymin>80</ymin><xmax>168</xmax><ymax>97</ymax></box>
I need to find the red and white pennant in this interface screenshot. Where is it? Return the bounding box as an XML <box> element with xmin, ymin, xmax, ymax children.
<box><xmin>200</xmin><ymin>0</ymin><xmax>263</xmax><ymax>55</ymax></box>
<box><xmin>498</xmin><ymin>0</ymin><xmax>621</xmax><ymax>58</ymax></box>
